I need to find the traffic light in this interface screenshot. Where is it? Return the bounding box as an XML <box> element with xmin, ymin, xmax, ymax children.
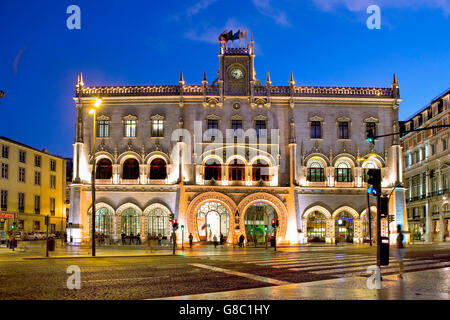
<box><xmin>172</xmin><ymin>219</ymin><xmax>178</xmax><ymax>230</ymax></box>
<box><xmin>271</xmin><ymin>219</ymin><xmax>276</xmax><ymax>228</ymax></box>
<box><xmin>366</xmin><ymin>129</ymin><xmax>375</xmax><ymax>144</ymax></box>
<box><xmin>181</xmin><ymin>225</ymin><xmax>184</xmax><ymax>231</ymax></box>
<box><xmin>11</xmin><ymin>222</ymin><xmax>16</xmax><ymax>230</ymax></box>
<box><xmin>367</xmin><ymin>168</ymin><xmax>381</xmax><ymax>196</ymax></box>
<box><xmin>380</xmin><ymin>196</ymin><xmax>389</xmax><ymax>218</ymax></box>
<box><xmin>264</xmin><ymin>225</ymin><xmax>268</xmax><ymax>232</ymax></box>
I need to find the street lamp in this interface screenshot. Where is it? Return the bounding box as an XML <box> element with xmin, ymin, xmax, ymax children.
<box><xmin>89</xmin><ymin>98</ymin><xmax>102</xmax><ymax>256</ymax></box>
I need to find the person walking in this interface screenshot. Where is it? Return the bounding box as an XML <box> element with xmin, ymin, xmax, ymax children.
<box><xmin>239</xmin><ymin>234</ymin><xmax>245</xmax><ymax>248</ymax></box>
<box><xmin>121</xmin><ymin>232</ymin><xmax>126</xmax><ymax>245</ymax></box>
<box><xmin>158</xmin><ymin>233</ymin><xmax>162</xmax><ymax>246</ymax></box>
<box><xmin>136</xmin><ymin>233</ymin><xmax>141</xmax><ymax>245</ymax></box>
<box><xmin>213</xmin><ymin>235</ymin><xmax>218</xmax><ymax>248</ymax></box>
<box><xmin>394</xmin><ymin>224</ymin><xmax>405</xmax><ymax>279</ymax></box>
<box><xmin>189</xmin><ymin>233</ymin><xmax>193</xmax><ymax>248</ymax></box>
<box><xmin>220</xmin><ymin>233</ymin><xmax>224</xmax><ymax>245</ymax></box>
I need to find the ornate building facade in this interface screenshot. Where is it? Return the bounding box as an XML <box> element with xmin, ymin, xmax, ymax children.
<box><xmin>69</xmin><ymin>39</ymin><xmax>407</xmax><ymax>245</ymax></box>
<box><xmin>400</xmin><ymin>89</ymin><xmax>449</xmax><ymax>242</ymax></box>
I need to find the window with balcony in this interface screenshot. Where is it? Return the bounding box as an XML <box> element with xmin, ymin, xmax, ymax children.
<box><xmin>204</xmin><ymin>159</ymin><xmax>222</xmax><ymax>181</ymax></box>
<box><xmin>228</xmin><ymin>159</ymin><xmax>245</xmax><ymax>181</ymax></box>
<box><xmin>252</xmin><ymin>159</ymin><xmax>270</xmax><ymax>181</ymax></box>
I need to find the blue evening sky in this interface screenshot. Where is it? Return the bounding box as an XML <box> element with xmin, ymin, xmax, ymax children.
<box><xmin>0</xmin><ymin>0</ymin><xmax>449</xmax><ymax>157</ymax></box>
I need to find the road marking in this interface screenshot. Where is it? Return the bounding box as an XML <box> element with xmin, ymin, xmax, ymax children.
<box><xmin>309</xmin><ymin>259</ymin><xmax>438</xmax><ymax>275</ymax></box>
<box><xmin>84</xmin><ymin>276</ymin><xmax>170</xmax><ymax>283</ymax></box>
<box><xmin>274</xmin><ymin>257</ymin><xmax>415</xmax><ymax>269</ymax></box>
<box><xmin>189</xmin><ymin>263</ymin><xmax>290</xmax><ymax>286</ymax></box>
<box><xmin>264</xmin><ymin>256</ymin><xmax>376</xmax><ymax>267</ymax></box>
<box><xmin>244</xmin><ymin>254</ymin><xmax>370</xmax><ymax>264</ymax></box>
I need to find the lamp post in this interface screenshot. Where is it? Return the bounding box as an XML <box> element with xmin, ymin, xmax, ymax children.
<box><xmin>89</xmin><ymin>98</ymin><xmax>102</xmax><ymax>257</ymax></box>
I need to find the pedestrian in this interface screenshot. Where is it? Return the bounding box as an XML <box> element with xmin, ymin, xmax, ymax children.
<box><xmin>213</xmin><ymin>235</ymin><xmax>218</xmax><ymax>248</ymax></box>
<box><xmin>220</xmin><ymin>233</ymin><xmax>224</xmax><ymax>245</ymax></box>
<box><xmin>70</xmin><ymin>235</ymin><xmax>73</xmax><ymax>244</ymax></box>
<box><xmin>137</xmin><ymin>233</ymin><xmax>141</xmax><ymax>245</ymax></box>
<box><xmin>130</xmin><ymin>232</ymin><xmax>134</xmax><ymax>245</ymax></box>
<box><xmin>158</xmin><ymin>233</ymin><xmax>162</xmax><ymax>246</ymax></box>
<box><xmin>254</xmin><ymin>235</ymin><xmax>257</xmax><ymax>247</ymax></box>
<box><xmin>239</xmin><ymin>234</ymin><xmax>245</xmax><ymax>248</ymax></box>
<box><xmin>63</xmin><ymin>232</ymin><xmax>67</xmax><ymax>245</ymax></box>
<box><xmin>394</xmin><ymin>224</ymin><xmax>405</xmax><ymax>279</ymax></box>
<box><xmin>121</xmin><ymin>232</ymin><xmax>126</xmax><ymax>245</ymax></box>
<box><xmin>189</xmin><ymin>233</ymin><xmax>193</xmax><ymax>248</ymax></box>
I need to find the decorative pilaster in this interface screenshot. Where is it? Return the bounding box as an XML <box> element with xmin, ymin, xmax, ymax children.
<box><xmin>289</xmin><ymin>72</ymin><xmax>295</xmax><ymax>109</ymax></box>
<box><xmin>179</xmin><ymin>71</ymin><xmax>185</xmax><ymax>108</ymax></box>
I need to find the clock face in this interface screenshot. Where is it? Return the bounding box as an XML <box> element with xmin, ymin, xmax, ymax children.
<box><xmin>230</xmin><ymin>68</ymin><xmax>244</xmax><ymax>80</ymax></box>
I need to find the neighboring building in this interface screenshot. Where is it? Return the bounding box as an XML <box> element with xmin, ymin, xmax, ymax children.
<box><xmin>65</xmin><ymin>158</ymin><xmax>73</xmax><ymax>231</ymax></box>
<box><xmin>0</xmin><ymin>137</ymin><xmax>67</xmax><ymax>235</ymax></box>
<box><xmin>69</xmin><ymin>39</ymin><xmax>406</xmax><ymax>245</ymax></box>
<box><xmin>400</xmin><ymin>89</ymin><xmax>449</xmax><ymax>242</ymax></box>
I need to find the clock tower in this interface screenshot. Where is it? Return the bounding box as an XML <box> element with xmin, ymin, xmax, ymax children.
<box><xmin>218</xmin><ymin>36</ymin><xmax>256</xmax><ymax>96</ymax></box>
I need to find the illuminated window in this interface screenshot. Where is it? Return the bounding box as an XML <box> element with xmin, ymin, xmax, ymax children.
<box><xmin>152</xmin><ymin>119</ymin><xmax>164</xmax><ymax>137</ymax></box>
<box><xmin>124</xmin><ymin>120</ymin><xmax>137</xmax><ymax>137</ymax></box>
<box><xmin>148</xmin><ymin>208</ymin><xmax>171</xmax><ymax>237</ymax></box>
<box><xmin>50</xmin><ymin>198</ymin><xmax>55</xmax><ymax>216</ymax></box>
<box><xmin>95</xmin><ymin>208</ymin><xmax>112</xmax><ymax>235</ymax></box>
<box><xmin>98</xmin><ymin>120</ymin><xmax>109</xmax><ymax>138</ymax></box>
<box><xmin>121</xmin><ymin>208</ymin><xmax>140</xmax><ymax>236</ymax></box>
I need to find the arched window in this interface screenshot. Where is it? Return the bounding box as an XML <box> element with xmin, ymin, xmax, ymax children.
<box><xmin>96</xmin><ymin>158</ymin><xmax>112</xmax><ymax>179</ymax></box>
<box><xmin>148</xmin><ymin>208</ymin><xmax>171</xmax><ymax>238</ymax></box>
<box><xmin>229</xmin><ymin>159</ymin><xmax>245</xmax><ymax>181</ymax></box>
<box><xmin>362</xmin><ymin>160</ymin><xmax>378</xmax><ymax>182</ymax></box>
<box><xmin>204</xmin><ymin>159</ymin><xmax>222</xmax><ymax>181</ymax></box>
<box><xmin>95</xmin><ymin>207</ymin><xmax>111</xmax><ymax>235</ymax></box>
<box><xmin>149</xmin><ymin>158</ymin><xmax>167</xmax><ymax>180</ymax></box>
<box><xmin>307</xmin><ymin>161</ymin><xmax>325</xmax><ymax>182</ymax></box>
<box><xmin>252</xmin><ymin>159</ymin><xmax>270</xmax><ymax>181</ymax></box>
<box><xmin>122</xmin><ymin>158</ymin><xmax>140</xmax><ymax>179</ymax></box>
<box><xmin>121</xmin><ymin>208</ymin><xmax>140</xmax><ymax>236</ymax></box>
<box><xmin>335</xmin><ymin>161</ymin><xmax>352</xmax><ymax>182</ymax></box>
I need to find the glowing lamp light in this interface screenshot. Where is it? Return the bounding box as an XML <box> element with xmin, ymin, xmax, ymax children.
<box><xmin>338</xmin><ymin>219</ymin><xmax>343</xmax><ymax>225</ymax></box>
<box><xmin>366</xmin><ymin>137</ymin><xmax>374</xmax><ymax>143</ymax></box>
<box><xmin>88</xmin><ymin>109</ymin><xmax>96</xmax><ymax>115</ymax></box>
<box><xmin>94</xmin><ymin>98</ymin><xmax>102</xmax><ymax>108</ymax></box>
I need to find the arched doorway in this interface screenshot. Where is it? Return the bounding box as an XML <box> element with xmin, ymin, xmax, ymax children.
<box><xmin>95</xmin><ymin>207</ymin><xmax>112</xmax><ymax>235</ymax></box>
<box><xmin>244</xmin><ymin>202</ymin><xmax>277</xmax><ymax>244</ymax></box>
<box><xmin>196</xmin><ymin>202</ymin><xmax>230</xmax><ymax>242</ymax></box>
<box><xmin>149</xmin><ymin>158</ymin><xmax>167</xmax><ymax>180</ymax></box>
<box><xmin>122</xmin><ymin>158</ymin><xmax>139</xmax><ymax>179</ymax></box>
<box><xmin>335</xmin><ymin>211</ymin><xmax>354</xmax><ymax>243</ymax></box>
<box><xmin>96</xmin><ymin>159</ymin><xmax>112</xmax><ymax>179</ymax></box>
<box><xmin>121</xmin><ymin>208</ymin><xmax>140</xmax><ymax>236</ymax></box>
<box><xmin>306</xmin><ymin>211</ymin><xmax>326</xmax><ymax>242</ymax></box>
<box><xmin>148</xmin><ymin>207</ymin><xmax>171</xmax><ymax>239</ymax></box>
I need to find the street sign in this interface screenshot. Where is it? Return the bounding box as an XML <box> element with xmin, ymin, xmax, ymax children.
<box><xmin>0</xmin><ymin>213</ymin><xmax>14</xmax><ymax>219</ymax></box>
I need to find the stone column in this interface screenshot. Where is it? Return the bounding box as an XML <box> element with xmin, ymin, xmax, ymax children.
<box><xmin>139</xmin><ymin>164</ymin><xmax>147</xmax><ymax>184</ymax></box>
<box><xmin>326</xmin><ymin>218</ymin><xmax>335</xmax><ymax>243</ymax></box>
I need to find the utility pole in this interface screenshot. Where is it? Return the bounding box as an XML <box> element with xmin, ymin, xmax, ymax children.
<box><xmin>45</xmin><ymin>215</ymin><xmax>49</xmax><ymax>257</ymax></box>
